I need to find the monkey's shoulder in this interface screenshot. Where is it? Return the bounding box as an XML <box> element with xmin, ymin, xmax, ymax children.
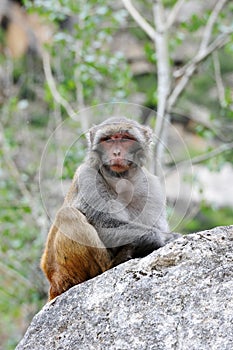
<box><xmin>138</xmin><ymin>168</ymin><xmax>164</xmax><ymax>195</ymax></box>
<box><xmin>64</xmin><ymin>164</ymin><xmax>91</xmax><ymax>205</ymax></box>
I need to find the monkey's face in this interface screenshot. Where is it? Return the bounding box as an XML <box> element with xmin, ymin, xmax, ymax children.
<box><xmin>96</xmin><ymin>132</ymin><xmax>141</xmax><ymax>174</ymax></box>
<box><xmin>87</xmin><ymin>118</ymin><xmax>152</xmax><ymax>172</ymax></box>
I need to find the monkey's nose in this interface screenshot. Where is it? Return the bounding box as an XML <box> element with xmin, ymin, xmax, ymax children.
<box><xmin>113</xmin><ymin>149</ymin><xmax>121</xmax><ymax>156</ymax></box>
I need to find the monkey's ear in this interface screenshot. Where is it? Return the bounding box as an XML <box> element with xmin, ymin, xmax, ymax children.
<box><xmin>142</xmin><ymin>125</ymin><xmax>153</xmax><ymax>144</ymax></box>
<box><xmin>86</xmin><ymin>130</ymin><xmax>93</xmax><ymax>147</ymax></box>
<box><xmin>86</xmin><ymin>126</ymin><xmax>97</xmax><ymax>148</ymax></box>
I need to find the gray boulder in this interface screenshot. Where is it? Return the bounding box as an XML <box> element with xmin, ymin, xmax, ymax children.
<box><xmin>16</xmin><ymin>226</ymin><xmax>233</xmax><ymax>350</ymax></box>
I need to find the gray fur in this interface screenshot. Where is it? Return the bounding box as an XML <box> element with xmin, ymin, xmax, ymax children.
<box><xmin>72</xmin><ymin>117</ymin><xmax>177</xmax><ymax>258</ymax></box>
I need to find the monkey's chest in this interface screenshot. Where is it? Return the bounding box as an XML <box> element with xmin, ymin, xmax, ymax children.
<box><xmin>111</xmin><ymin>179</ymin><xmax>149</xmax><ymax>223</ymax></box>
<box><xmin>126</xmin><ymin>198</ymin><xmax>149</xmax><ymax>222</ymax></box>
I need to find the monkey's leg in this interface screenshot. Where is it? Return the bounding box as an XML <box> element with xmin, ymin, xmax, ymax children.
<box><xmin>42</xmin><ymin>207</ymin><xmax>112</xmax><ymax>300</ymax></box>
<box><xmin>106</xmin><ymin>231</ymin><xmax>182</xmax><ymax>270</ymax></box>
<box><xmin>49</xmin><ymin>234</ymin><xmax>112</xmax><ymax>300</ymax></box>
<box><xmin>108</xmin><ymin>244</ymin><xmax>134</xmax><ymax>268</ymax></box>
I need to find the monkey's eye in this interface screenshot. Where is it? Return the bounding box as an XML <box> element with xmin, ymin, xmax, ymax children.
<box><xmin>121</xmin><ymin>138</ymin><xmax>134</xmax><ymax>142</ymax></box>
<box><xmin>121</xmin><ymin>135</ymin><xmax>136</xmax><ymax>142</ymax></box>
<box><xmin>100</xmin><ymin>137</ymin><xmax>113</xmax><ymax>143</ymax></box>
<box><xmin>99</xmin><ymin>134</ymin><xmax>136</xmax><ymax>143</ymax></box>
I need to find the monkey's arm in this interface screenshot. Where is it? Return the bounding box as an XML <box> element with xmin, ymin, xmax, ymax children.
<box><xmin>77</xmin><ymin>164</ymin><xmax>180</xmax><ymax>250</ymax></box>
<box><xmin>72</xmin><ymin>165</ymin><xmax>165</xmax><ymax>250</ymax></box>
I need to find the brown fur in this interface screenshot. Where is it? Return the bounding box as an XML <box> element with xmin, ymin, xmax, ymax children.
<box><xmin>41</xmin><ymin>173</ymin><xmax>112</xmax><ymax>300</ymax></box>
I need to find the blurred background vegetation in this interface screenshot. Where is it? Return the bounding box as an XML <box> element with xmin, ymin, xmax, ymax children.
<box><xmin>0</xmin><ymin>0</ymin><xmax>232</xmax><ymax>348</ymax></box>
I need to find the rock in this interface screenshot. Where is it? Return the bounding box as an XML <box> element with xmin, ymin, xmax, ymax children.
<box><xmin>16</xmin><ymin>226</ymin><xmax>233</xmax><ymax>350</ymax></box>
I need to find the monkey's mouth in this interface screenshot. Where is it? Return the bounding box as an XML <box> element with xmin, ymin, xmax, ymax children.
<box><xmin>105</xmin><ymin>159</ymin><xmax>134</xmax><ymax>173</ymax></box>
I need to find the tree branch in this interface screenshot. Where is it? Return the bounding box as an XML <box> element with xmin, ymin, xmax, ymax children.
<box><xmin>171</xmin><ymin>107</ymin><xmax>213</xmax><ymax>129</ymax></box>
<box><xmin>166</xmin><ymin>141</ymin><xmax>233</xmax><ymax>175</ymax></box>
<box><xmin>74</xmin><ymin>44</ymin><xmax>89</xmax><ymax>132</ymax></box>
<box><xmin>213</xmin><ymin>51</ymin><xmax>226</xmax><ymax>107</ymax></box>
<box><xmin>153</xmin><ymin>1</ymin><xmax>171</xmax><ymax>135</ymax></box>
<box><xmin>165</xmin><ymin>0</ymin><xmax>186</xmax><ymax>30</ymax></box>
<box><xmin>169</xmin><ymin>0</ymin><xmax>231</xmax><ymax>109</ymax></box>
<box><xmin>0</xmin><ymin>260</ymin><xmax>33</xmax><ymax>289</ymax></box>
<box><xmin>121</xmin><ymin>0</ymin><xmax>156</xmax><ymax>40</ymax></box>
<box><xmin>42</xmin><ymin>50</ymin><xmax>77</xmax><ymax>120</ymax></box>
<box><xmin>152</xmin><ymin>0</ymin><xmax>171</xmax><ymax>174</ymax></box>
<box><xmin>169</xmin><ymin>31</ymin><xmax>231</xmax><ymax>110</ymax></box>
<box><xmin>199</xmin><ymin>0</ymin><xmax>229</xmax><ymax>54</ymax></box>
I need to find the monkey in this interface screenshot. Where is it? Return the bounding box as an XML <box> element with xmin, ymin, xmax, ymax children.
<box><xmin>41</xmin><ymin>117</ymin><xmax>179</xmax><ymax>300</ymax></box>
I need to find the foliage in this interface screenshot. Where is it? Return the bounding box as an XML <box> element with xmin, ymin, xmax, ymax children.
<box><xmin>134</xmin><ymin>2</ymin><xmax>233</xmax><ymax>136</ymax></box>
<box><xmin>0</xmin><ymin>129</ymin><xmax>45</xmax><ymax>349</ymax></box>
<box><xmin>26</xmin><ymin>0</ymin><xmax>133</xmax><ymax>109</ymax></box>
<box><xmin>0</xmin><ymin>1</ymin><xmax>233</xmax><ymax>349</ymax></box>
<box><xmin>182</xmin><ymin>204</ymin><xmax>233</xmax><ymax>233</ymax></box>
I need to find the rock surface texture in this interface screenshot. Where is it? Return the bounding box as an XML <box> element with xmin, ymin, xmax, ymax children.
<box><xmin>16</xmin><ymin>226</ymin><xmax>233</xmax><ymax>350</ymax></box>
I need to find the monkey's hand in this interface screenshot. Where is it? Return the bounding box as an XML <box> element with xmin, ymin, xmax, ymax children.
<box><xmin>163</xmin><ymin>231</ymin><xmax>182</xmax><ymax>243</ymax></box>
<box><xmin>107</xmin><ymin>244</ymin><xmax>134</xmax><ymax>268</ymax></box>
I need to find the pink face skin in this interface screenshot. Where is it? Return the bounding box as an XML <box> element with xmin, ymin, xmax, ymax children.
<box><xmin>100</xmin><ymin>133</ymin><xmax>136</xmax><ymax>173</ymax></box>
